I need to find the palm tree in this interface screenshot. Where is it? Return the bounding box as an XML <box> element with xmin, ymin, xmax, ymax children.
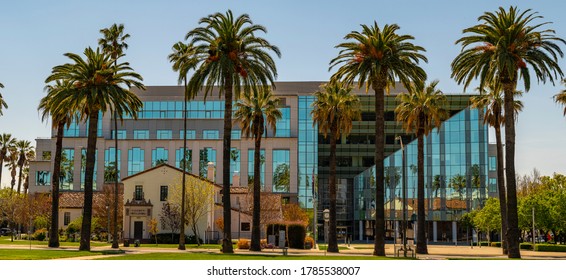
<box><xmin>185</xmin><ymin>10</ymin><xmax>280</xmax><ymax>253</ymax></box>
<box><xmin>168</xmin><ymin>41</ymin><xmax>198</xmax><ymax>250</ymax></box>
<box><xmin>470</xmin><ymin>85</ymin><xmax>523</xmax><ymax>254</ymax></box>
<box><xmin>0</xmin><ymin>83</ymin><xmax>7</xmax><ymax>116</ymax></box>
<box><xmin>0</xmin><ymin>133</ymin><xmax>17</xmax><ymax>185</ymax></box>
<box><xmin>15</xmin><ymin>140</ymin><xmax>33</xmax><ymax>194</ymax></box>
<box><xmin>45</xmin><ymin>47</ymin><xmax>144</xmax><ymax>251</ymax></box>
<box><xmin>330</xmin><ymin>22</ymin><xmax>427</xmax><ymax>255</ymax></box>
<box><xmin>6</xmin><ymin>147</ymin><xmax>18</xmax><ymax>191</ymax></box>
<box><xmin>99</xmin><ymin>23</ymin><xmax>131</xmax><ymax>250</ymax></box>
<box><xmin>555</xmin><ymin>79</ymin><xmax>566</xmax><ymax>115</ymax></box>
<box><xmin>234</xmin><ymin>87</ymin><xmax>282</xmax><ymax>251</ymax></box>
<box><xmin>395</xmin><ymin>80</ymin><xmax>447</xmax><ymax>254</ymax></box>
<box><xmin>21</xmin><ymin>150</ymin><xmax>34</xmax><ymax>194</ymax></box>
<box><xmin>451</xmin><ymin>6</ymin><xmax>564</xmax><ymax>258</ymax></box>
<box><xmin>311</xmin><ymin>81</ymin><xmax>361</xmax><ymax>253</ymax></box>
<box><xmin>39</xmin><ymin>80</ymin><xmax>74</xmax><ymax>248</ymax></box>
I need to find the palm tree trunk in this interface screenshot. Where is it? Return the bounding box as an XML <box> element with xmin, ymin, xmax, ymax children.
<box><xmin>79</xmin><ymin>110</ymin><xmax>99</xmax><ymax>251</ymax></box>
<box><xmin>179</xmin><ymin>80</ymin><xmax>188</xmax><ymax>251</ymax></box>
<box><xmin>49</xmin><ymin>122</ymin><xmax>64</xmax><ymax>248</ymax></box>
<box><xmin>373</xmin><ymin>80</ymin><xmax>386</xmax><ymax>256</ymax></box>
<box><xmin>250</xmin><ymin>126</ymin><xmax>262</xmax><ymax>251</ymax></box>
<box><xmin>503</xmin><ymin>83</ymin><xmax>521</xmax><ymax>259</ymax></box>
<box><xmin>17</xmin><ymin>164</ymin><xmax>24</xmax><ymax>194</ymax></box>
<box><xmin>112</xmin><ymin>112</ymin><xmax>120</xmax><ymax>249</ymax></box>
<box><xmin>221</xmin><ymin>76</ymin><xmax>234</xmax><ymax>253</ymax></box>
<box><xmin>328</xmin><ymin>125</ymin><xmax>339</xmax><ymax>253</ymax></box>
<box><xmin>416</xmin><ymin>131</ymin><xmax>428</xmax><ymax>254</ymax></box>
<box><xmin>495</xmin><ymin>124</ymin><xmax>508</xmax><ymax>254</ymax></box>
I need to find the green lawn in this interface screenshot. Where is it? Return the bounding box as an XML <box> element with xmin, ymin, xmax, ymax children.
<box><xmin>317</xmin><ymin>245</ymin><xmax>351</xmax><ymax>251</ymax></box>
<box><xmin>99</xmin><ymin>252</ymin><xmax>391</xmax><ymax>260</ymax></box>
<box><xmin>0</xmin><ymin>236</ymin><xmax>110</xmax><ymax>247</ymax></box>
<box><xmin>133</xmin><ymin>243</ymin><xmax>222</xmax><ymax>249</ymax></box>
<box><xmin>0</xmin><ymin>249</ymin><xmax>105</xmax><ymax>260</ymax></box>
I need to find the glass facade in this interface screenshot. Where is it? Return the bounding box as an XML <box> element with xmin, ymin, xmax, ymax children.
<box><xmin>230</xmin><ymin>148</ymin><xmax>240</xmax><ymax>184</ymax></box>
<box><xmin>199</xmin><ymin>148</ymin><xmax>216</xmax><ymax>178</ymax></box>
<box><xmin>203</xmin><ymin>130</ymin><xmax>219</xmax><ymax>139</ymax></box>
<box><xmin>133</xmin><ymin>130</ymin><xmax>149</xmax><ymax>139</ymax></box>
<box><xmin>63</xmin><ymin>122</ymin><xmax>79</xmax><ymax>137</ymax></box>
<box><xmin>156</xmin><ymin>130</ymin><xmax>172</xmax><ymax>140</ymax></box>
<box><xmin>180</xmin><ymin>130</ymin><xmax>196</xmax><ymax>140</ymax></box>
<box><xmin>111</xmin><ymin>130</ymin><xmax>126</xmax><ymax>140</ymax></box>
<box><xmin>152</xmin><ymin>148</ymin><xmax>169</xmax><ymax>166</ymax></box>
<box><xmin>128</xmin><ymin>148</ymin><xmax>145</xmax><ymax>176</ymax></box>
<box><xmin>104</xmin><ymin>148</ymin><xmax>121</xmax><ymax>182</ymax></box>
<box><xmin>175</xmin><ymin>148</ymin><xmax>192</xmax><ymax>172</ymax></box>
<box><xmin>36</xmin><ymin>171</ymin><xmax>51</xmax><ymax>186</ymax></box>
<box><xmin>275</xmin><ymin>107</ymin><xmax>291</xmax><ymax>137</ymax></box>
<box><xmin>248</xmin><ymin>149</ymin><xmax>265</xmax><ymax>190</ymax></box>
<box><xmin>272</xmin><ymin>149</ymin><xmax>290</xmax><ymax>193</ymax></box>
<box><xmin>60</xmin><ymin>148</ymin><xmax>74</xmax><ymax>190</ymax></box>
<box><xmin>298</xmin><ymin>96</ymin><xmax>317</xmax><ymax>209</ymax></box>
<box><xmin>353</xmin><ymin>108</ymin><xmax>489</xmax><ymax>240</ymax></box>
<box><xmin>126</xmin><ymin>101</ymin><xmax>225</xmax><ymax>119</ymax></box>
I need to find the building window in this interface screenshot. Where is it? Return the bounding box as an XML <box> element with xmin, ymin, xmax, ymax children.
<box><xmin>489</xmin><ymin>156</ymin><xmax>497</xmax><ymax>171</ymax></box>
<box><xmin>60</xmin><ymin>148</ymin><xmax>74</xmax><ymax>190</ymax></box>
<box><xmin>275</xmin><ymin>107</ymin><xmax>291</xmax><ymax>137</ymax></box>
<box><xmin>180</xmin><ymin>130</ymin><xmax>196</xmax><ymax>140</ymax></box>
<box><xmin>126</xmin><ymin>101</ymin><xmax>225</xmax><ymax>120</ymax></box>
<box><xmin>199</xmin><ymin>148</ymin><xmax>216</xmax><ymax>178</ymax></box>
<box><xmin>134</xmin><ymin>185</ymin><xmax>144</xmax><ymax>201</ymax></box>
<box><xmin>240</xmin><ymin>222</ymin><xmax>250</xmax><ymax>231</ymax></box>
<box><xmin>111</xmin><ymin>130</ymin><xmax>126</xmax><ymax>140</ymax></box>
<box><xmin>272</xmin><ymin>149</ymin><xmax>290</xmax><ymax>193</ymax></box>
<box><xmin>63</xmin><ymin>121</ymin><xmax>80</xmax><ymax>137</ymax></box>
<box><xmin>230</xmin><ymin>148</ymin><xmax>240</xmax><ymax>184</ymax></box>
<box><xmin>104</xmin><ymin>148</ymin><xmax>121</xmax><ymax>183</ymax></box>
<box><xmin>248</xmin><ymin>149</ymin><xmax>265</xmax><ymax>190</ymax></box>
<box><xmin>202</xmin><ymin>130</ymin><xmax>219</xmax><ymax>139</ymax></box>
<box><xmin>42</xmin><ymin>151</ymin><xmax>51</xmax><ymax>160</ymax></box>
<box><xmin>133</xmin><ymin>130</ymin><xmax>149</xmax><ymax>139</ymax></box>
<box><xmin>489</xmin><ymin>178</ymin><xmax>497</xmax><ymax>193</ymax></box>
<box><xmin>36</xmin><ymin>171</ymin><xmax>51</xmax><ymax>186</ymax></box>
<box><xmin>128</xmin><ymin>148</ymin><xmax>145</xmax><ymax>176</ymax></box>
<box><xmin>231</xmin><ymin>130</ymin><xmax>241</xmax><ymax>140</ymax></box>
<box><xmin>80</xmin><ymin>149</ymin><xmax>98</xmax><ymax>191</ymax></box>
<box><xmin>176</xmin><ymin>148</ymin><xmax>192</xmax><ymax>172</ymax></box>
<box><xmin>157</xmin><ymin>130</ymin><xmax>172</xmax><ymax>140</ymax></box>
<box><xmin>152</xmin><ymin>147</ymin><xmax>168</xmax><ymax>166</ymax></box>
<box><xmin>64</xmin><ymin>212</ymin><xmax>71</xmax><ymax>226</ymax></box>
<box><xmin>160</xmin><ymin>186</ymin><xmax>168</xmax><ymax>201</ymax></box>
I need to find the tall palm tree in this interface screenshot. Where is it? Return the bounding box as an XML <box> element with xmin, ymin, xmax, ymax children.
<box><xmin>168</xmin><ymin>41</ymin><xmax>198</xmax><ymax>250</ymax></box>
<box><xmin>470</xmin><ymin>85</ymin><xmax>523</xmax><ymax>254</ymax></box>
<box><xmin>0</xmin><ymin>83</ymin><xmax>7</xmax><ymax>116</ymax></box>
<box><xmin>39</xmin><ymin>80</ymin><xmax>74</xmax><ymax>248</ymax></box>
<box><xmin>45</xmin><ymin>47</ymin><xmax>144</xmax><ymax>251</ymax></box>
<box><xmin>311</xmin><ymin>81</ymin><xmax>361</xmax><ymax>253</ymax></box>
<box><xmin>451</xmin><ymin>6</ymin><xmax>564</xmax><ymax>258</ymax></box>
<box><xmin>21</xmin><ymin>150</ymin><xmax>34</xmax><ymax>195</ymax></box>
<box><xmin>15</xmin><ymin>140</ymin><xmax>33</xmax><ymax>194</ymax></box>
<box><xmin>185</xmin><ymin>10</ymin><xmax>280</xmax><ymax>253</ymax></box>
<box><xmin>330</xmin><ymin>22</ymin><xmax>427</xmax><ymax>256</ymax></box>
<box><xmin>0</xmin><ymin>133</ymin><xmax>17</xmax><ymax>185</ymax></box>
<box><xmin>6</xmin><ymin>147</ymin><xmax>18</xmax><ymax>191</ymax></box>
<box><xmin>555</xmin><ymin>79</ymin><xmax>566</xmax><ymax>115</ymax></box>
<box><xmin>234</xmin><ymin>87</ymin><xmax>282</xmax><ymax>251</ymax></box>
<box><xmin>99</xmin><ymin>23</ymin><xmax>131</xmax><ymax>250</ymax></box>
<box><xmin>395</xmin><ymin>80</ymin><xmax>447</xmax><ymax>254</ymax></box>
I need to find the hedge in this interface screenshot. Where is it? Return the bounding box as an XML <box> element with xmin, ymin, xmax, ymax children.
<box><xmin>534</xmin><ymin>244</ymin><xmax>566</xmax><ymax>252</ymax></box>
<box><xmin>490</xmin><ymin>242</ymin><xmax>501</xmax><ymax>247</ymax></box>
<box><xmin>154</xmin><ymin>233</ymin><xmax>203</xmax><ymax>244</ymax></box>
<box><xmin>520</xmin><ymin>243</ymin><xmax>533</xmax><ymax>250</ymax></box>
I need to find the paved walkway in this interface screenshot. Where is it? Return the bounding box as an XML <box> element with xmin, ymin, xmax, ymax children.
<box><xmin>2</xmin><ymin>242</ymin><xmax>565</xmax><ymax>260</ymax></box>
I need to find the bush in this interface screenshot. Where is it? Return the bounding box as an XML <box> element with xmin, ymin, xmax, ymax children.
<box><xmin>304</xmin><ymin>236</ymin><xmax>314</xmax><ymax>249</ymax></box>
<box><xmin>260</xmin><ymin>239</ymin><xmax>268</xmax><ymax>248</ymax></box>
<box><xmin>34</xmin><ymin>228</ymin><xmax>48</xmax><ymax>241</ymax></box>
<box><xmin>287</xmin><ymin>224</ymin><xmax>306</xmax><ymax>249</ymax></box>
<box><xmin>237</xmin><ymin>239</ymin><xmax>250</xmax><ymax>249</ymax></box>
<box><xmin>534</xmin><ymin>244</ymin><xmax>566</xmax><ymax>252</ymax></box>
<box><xmin>520</xmin><ymin>243</ymin><xmax>533</xmax><ymax>250</ymax></box>
<box><xmin>490</xmin><ymin>242</ymin><xmax>501</xmax><ymax>247</ymax></box>
<box><xmin>479</xmin><ymin>241</ymin><xmax>489</xmax><ymax>247</ymax></box>
<box><xmin>187</xmin><ymin>235</ymin><xmax>203</xmax><ymax>245</ymax></box>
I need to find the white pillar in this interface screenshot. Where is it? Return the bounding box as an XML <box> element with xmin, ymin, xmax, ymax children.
<box><xmin>433</xmin><ymin>221</ymin><xmax>437</xmax><ymax>242</ymax></box>
<box><xmin>452</xmin><ymin>221</ymin><xmax>457</xmax><ymax>245</ymax></box>
<box><xmin>395</xmin><ymin>220</ymin><xmax>399</xmax><ymax>243</ymax></box>
<box><xmin>359</xmin><ymin>221</ymin><xmax>363</xmax><ymax>241</ymax></box>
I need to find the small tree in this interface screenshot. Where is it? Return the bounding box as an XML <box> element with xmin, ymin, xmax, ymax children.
<box><xmin>159</xmin><ymin>203</ymin><xmax>181</xmax><ymax>241</ymax></box>
<box><xmin>148</xmin><ymin>218</ymin><xmax>158</xmax><ymax>245</ymax></box>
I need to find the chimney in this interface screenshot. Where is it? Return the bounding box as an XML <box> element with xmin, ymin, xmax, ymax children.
<box><xmin>207</xmin><ymin>162</ymin><xmax>215</xmax><ymax>182</ymax></box>
<box><xmin>232</xmin><ymin>171</ymin><xmax>240</xmax><ymax>188</ymax></box>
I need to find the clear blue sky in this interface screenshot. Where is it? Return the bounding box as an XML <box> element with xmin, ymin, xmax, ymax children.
<box><xmin>1</xmin><ymin>0</ymin><xmax>565</xmax><ymax>187</ymax></box>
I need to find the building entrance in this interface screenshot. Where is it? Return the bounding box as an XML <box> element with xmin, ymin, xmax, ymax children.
<box><xmin>134</xmin><ymin>221</ymin><xmax>143</xmax><ymax>240</ymax></box>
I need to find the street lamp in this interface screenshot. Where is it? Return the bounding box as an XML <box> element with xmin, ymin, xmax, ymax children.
<box><xmin>237</xmin><ymin>198</ymin><xmax>241</xmax><ymax>240</ymax></box>
<box><xmin>106</xmin><ymin>204</ymin><xmax>110</xmax><ymax>243</ymax></box>
<box><xmin>396</xmin><ymin>136</ymin><xmax>407</xmax><ymax>257</ymax></box>
<box><xmin>323</xmin><ymin>209</ymin><xmax>330</xmax><ymax>249</ymax></box>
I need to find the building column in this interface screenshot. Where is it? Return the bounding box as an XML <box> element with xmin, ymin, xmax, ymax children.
<box><xmin>433</xmin><ymin>221</ymin><xmax>437</xmax><ymax>242</ymax></box>
<box><xmin>452</xmin><ymin>221</ymin><xmax>457</xmax><ymax>245</ymax></box>
<box><xmin>359</xmin><ymin>221</ymin><xmax>363</xmax><ymax>241</ymax></box>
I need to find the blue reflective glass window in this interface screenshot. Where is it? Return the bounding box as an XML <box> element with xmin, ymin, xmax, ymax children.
<box><xmin>199</xmin><ymin>148</ymin><xmax>216</xmax><ymax>178</ymax></box>
<box><xmin>134</xmin><ymin>130</ymin><xmax>149</xmax><ymax>139</ymax></box>
<box><xmin>157</xmin><ymin>130</ymin><xmax>172</xmax><ymax>140</ymax></box>
<box><xmin>128</xmin><ymin>148</ymin><xmax>145</xmax><ymax>176</ymax></box>
<box><xmin>152</xmin><ymin>147</ymin><xmax>168</xmax><ymax>166</ymax></box>
<box><xmin>202</xmin><ymin>130</ymin><xmax>219</xmax><ymax>139</ymax></box>
<box><xmin>175</xmin><ymin>148</ymin><xmax>192</xmax><ymax>172</ymax></box>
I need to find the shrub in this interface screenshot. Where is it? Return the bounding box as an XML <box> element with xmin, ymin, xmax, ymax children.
<box><xmin>237</xmin><ymin>239</ymin><xmax>250</xmax><ymax>249</ymax></box>
<box><xmin>287</xmin><ymin>224</ymin><xmax>306</xmax><ymax>249</ymax></box>
<box><xmin>260</xmin><ymin>239</ymin><xmax>268</xmax><ymax>248</ymax></box>
<box><xmin>187</xmin><ymin>235</ymin><xmax>203</xmax><ymax>245</ymax></box>
<box><xmin>520</xmin><ymin>243</ymin><xmax>533</xmax><ymax>250</ymax></box>
<box><xmin>534</xmin><ymin>244</ymin><xmax>566</xmax><ymax>252</ymax></box>
<box><xmin>490</xmin><ymin>242</ymin><xmax>501</xmax><ymax>247</ymax></box>
<box><xmin>304</xmin><ymin>236</ymin><xmax>314</xmax><ymax>249</ymax></box>
<box><xmin>479</xmin><ymin>241</ymin><xmax>489</xmax><ymax>247</ymax></box>
<box><xmin>34</xmin><ymin>228</ymin><xmax>48</xmax><ymax>241</ymax></box>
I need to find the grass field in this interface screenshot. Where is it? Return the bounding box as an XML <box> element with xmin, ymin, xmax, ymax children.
<box><xmin>0</xmin><ymin>236</ymin><xmax>110</xmax><ymax>247</ymax></box>
<box><xmin>0</xmin><ymin>249</ymin><xmax>106</xmax><ymax>260</ymax></box>
<box><xmin>98</xmin><ymin>252</ymin><xmax>391</xmax><ymax>260</ymax></box>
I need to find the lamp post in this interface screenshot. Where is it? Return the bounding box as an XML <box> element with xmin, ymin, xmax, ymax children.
<box><xmin>106</xmin><ymin>204</ymin><xmax>110</xmax><ymax>243</ymax></box>
<box><xmin>396</xmin><ymin>136</ymin><xmax>407</xmax><ymax>257</ymax></box>
<box><xmin>323</xmin><ymin>209</ymin><xmax>330</xmax><ymax>250</ymax></box>
<box><xmin>237</xmin><ymin>199</ymin><xmax>241</xmax><ymax>240</ymax></box>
